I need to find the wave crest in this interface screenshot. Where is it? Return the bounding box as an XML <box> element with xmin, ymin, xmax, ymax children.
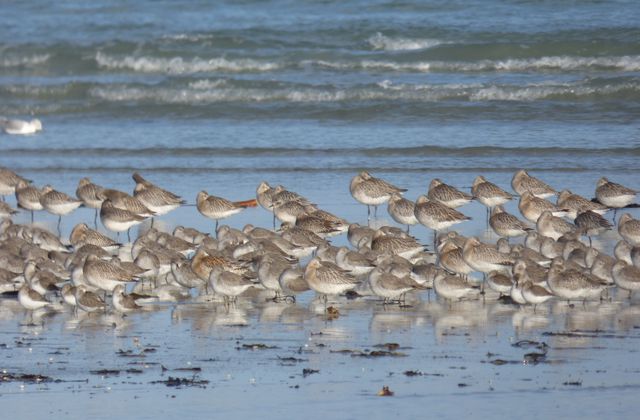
<box><xmin>95</xmin><ymin>52</ymin><xmax>280</xmax><ymax>73</ymax></box>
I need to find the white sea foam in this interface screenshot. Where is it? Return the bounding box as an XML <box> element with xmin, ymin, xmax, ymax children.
<box><xmin>368</xmin><ymin>32</ymin><xmax>444</xmax><ymax>51</ymax></box>
<box><xmin>88</xmin><ymin>79</ymin><xmax>640</xmax><ymax>105</ymax></box>
<box><xmin>95</xmin><ymin>52</ymin><xmax>281</xmax><ymax>73</ymax></box>
<box><xmin>0</xmin><ymin>54</ymin><xmax>50</xmax><ymax>68</ymax></box>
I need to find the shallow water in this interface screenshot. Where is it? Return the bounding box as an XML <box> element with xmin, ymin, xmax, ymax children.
<box><xmin>1</xmin><ymin>0</ymin><xmax>640</xmax><ymax>417</ymax></box>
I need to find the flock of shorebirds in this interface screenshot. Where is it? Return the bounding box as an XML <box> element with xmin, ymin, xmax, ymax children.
<box><xmin>0</xmin><ymin>165</ymin><xmax>640</xmax><ymax>321</ymax></box>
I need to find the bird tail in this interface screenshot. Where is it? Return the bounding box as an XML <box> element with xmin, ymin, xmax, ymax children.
<box><xmin>234</xmin><ymin>199</ymin><xmax>258</xmax><ymax>208</ymax></box>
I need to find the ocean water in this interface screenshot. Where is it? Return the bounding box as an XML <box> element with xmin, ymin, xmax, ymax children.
<box><xmin>1</xmin><ymin>0</ymin><xmax>640</xmax><ymax>417</ymax></box>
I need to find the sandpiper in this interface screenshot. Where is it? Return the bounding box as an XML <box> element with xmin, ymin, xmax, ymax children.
<box><xmin>618</xmin><ymin>214</ymin><xmax>640</xmax><ymax>245</ymax></box>
<box><xmin>303</xmin><ymin>257</ymin><xmax>360</xmax><ymax>297</ymax></box>
<box><xmin>511</xmin><ymin>169</ymin><xmax>556</xmax><ymax>198</ymax></box>
<box><xmin>414</xmin><ymin>195</ymin><xmax>470</xmax><ymax>244</ymax></box>
<box><xmin>547</xmin><ymin>258</ymin><xmax>607</xmax><ymax>302</ymax></box>
<box><xmin>132</xmin><ymin>172</ymin><xmax>186</xmax><ymax>216</ymax></box>
<box><xmin>348</xmin><ymin>223</ymin><xmax>375</xmax><ymax>248</ymax></box>
<box><xmin>595</xmin><ymin>177</ymin><xmax>637</xmax><ymax>222</ymax></box>
<box><xmin>433</xmin><ymin>272</ymin><xmax>479</xmax><ymax>301</ymax></box>
<box><xmin>536</xmin><ymin>210</ymin><xmax>576</xmax><ymax>241</ymax></box>
<box><xmin>557</xmin><ymin>190</ymin><xmax>608</xmax><ymax>220</ymax></box>
<box><xmin>0</xmin><ymin>201</ymin><xmax>18</xmax><ymax>218</ymax></box>
<box><xmin>256</xmin><ymin>254</ymin><xmax>292</xmax><ymax>298</ymax></box>
<box><xmin>612</xmin><ymin>260</ymin><xmax>640</xmax><ymax>297</ymax></box>
<box><xmin>370</xmin><ymin>230</ymin><xmax>425</xmax><ymax>260</ymax></box>
<box><xmin>18</xmin><ymin>284</ymin><xmax>50</xmax><ymax>311</ymax></box>
<box><xmin>350</xmin><ymin>171</ymin><xmax>406</xmax><ymax>219</ymax></box>
<box><xmin>99</xmin><ymin>199</ymin><xmax>146</xmax><ymax>241</ymax></box>
<box><xmin>368</xmin><ymin>267</ymin><xmax>425</xmax><ymax>303</ymax></box>
<box><xmin>462</xmin><ymin>237</ymin><xmax>513</xmax><ymax>274</ymax></box>
<box><xmin>75</xmin><ymin>286</ymin><xmax>108</xmax><ymax>313</ymax></box>
<box><xmin>574</xmin><ymin>210</ymin><xmax>612</xmax><ymax>246</ymax></box>
<box><xmin>615</xmin><ymin>240</ymin><xmax>633</xmax><ymax>264</ymax></box>
<box><xmin>99</xmin><ymin>189</ymin><xmax>155</xmax><ymax>217</ymax></box>
<box><xmin>196</xmin><ymin>191</ymin><xmax>255</xmax><ymax>232</ymax></box>
<box><xmin>112</xmin><ymin>284</ymin><xmax>143</xmax><ymax>313</ymax></box>
<box><xmin>15</xmin><ymin>180</ymin><xmax>43</xmax><ymax>222</ymax></box>
<box><xmin>0</xmin><ymin>167</ymin><xmax>30</xmax><ymax>200</ymax></box>
<box><xmin>518</xmin><ymin>191</ymin><xmax>567</xmax><ymax>223</ymax></box>
<box><xmin>520</xmin><ymin>280</ymin><xmax>554</xmax><ymax>307</ymax></box>
<box><xmin>69</xmin><ymin>223</ymin><xmax>121</xmax><ymax>252</ymax></box>
<box><xmin>76</xmin><ymin>177</ymin><xmax>105</xmax><ymax>226</ymax></box>
<box><xmin>427</xmin><ymin>179</ymin><xmax>473</xmax><ymax>208</ymax></box>
<box><xmin>171</xmin><ymin>261</ymin><xmax>206</xmax><ymax>290</ymax></box>
<box><xmin>387</xmin><ymin>193</ymin><xmax>418</xmax><ymax>231</ymax></box>
<box><xmin>83</xmin><ymin>254</ymin><xmax>137</xmax><ymax>293</ymax></box>
<box><xmin>335</xmin><ymin>246</ymin><xmax>376</xmax><ymax>276</ymax></box>
<box><xmin>487</xmin><ymin>271</ymin><xmax>513</xmax><ymax>296</ymax></box>
<box><xmin>40</xmin><ymin>185</ymin><xmax>83</xmax><ymax>233</ymax></box>
<box><xmin>471</xmin><ymin>175</ymin><xmax>513</xmax><ymax>215</ymax></box>
<box><xmin>208</xmin><ymin>265</ymin><xmax>257</xmax><ymax>303</ymax></box>
<box><xmin>439</xmin><ymin>241</ymin><xmax>473</xmax><ymax>278</ymax></box>
<box><xmin>279</xmin><ymin>267</ymin><xmax>310</xmax><ymax>298</ymax></box>
<box><xmin>489</xmin><ymin>205</ymin><xmax>531</xmax><ymax>239</ymax></box>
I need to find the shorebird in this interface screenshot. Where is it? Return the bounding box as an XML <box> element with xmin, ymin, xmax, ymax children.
<box><xmin>83</xmin><ymin>254</ymin><xmax>137</xmax><ymax>294</ymax></box>
<box><xmin>348</xmin><ymin>223</ymin><xmax>375</xmax><ymax>248</ymax></box>
<box><xmin>618</xmin><ymin>214</ymin><xmax>640</xmax><ymax>245</ymax></box>
<box><xmin>433</xmin><ymin>272</ymin><xmax>479</xmax><ymax>302</ymax></box>
<box><xmin>0</xmin><ymin>167</ymin><xmax>30</xmax><ymax>201</ymax></box>
<box><xmin>69</xmin><ymin>223</ymin><xmax>120</xmax><ymax>252</ymax></box>
<box><xmin>18</xmin><ymin>284</ymin><xmax>50</xmax><ymax>311</ymax></box>
<box><xmin>270</xmin><ymin>199</ymin><xmax>308</xmax><ymax>225</ymax></box>
<box><xmin>171</xmin><ymin>261</ymin><xmax>206</xmax><ymax>290</ymax></box>
<box><xmin>0</xmin><ymin>117</ymin><xmax>42</xmax><ymax>135</ymax></box>
<box><xmin>615</xmin><ymin>240</ymin><xmax>633</xmax><ymax>264</ymax></box>
<box><xmin>76</xmin><ymin>178</ymin><xmax>105</xmax><ymax>227</ymax></box>
<box><xmin>370</xmin><ymin>230</ymin><xmax>425</xmax><ymax>260</ymax></box>
<box><xmin>471</xmin><ymin>175</ymin><xmax>513</xmax><ymax>220</ymax></box>
<box><xmin>335</xmin><ymin>246</ymin><xmax>376</xmax><ymax>276</ymax></box>
<box><xmin>303</xmin><ymin>257</ymin><xmax>360</xmax><ymax>298</ymax></box>
<box><xmin>368</xmin><ymin>266</ymin><xmax>425</xmax><ymax>303</ymax></box>
<box><xmin>518</xmin><ymin>191</ymin><xmax>567</xmax><ymax>223</ymax></box>
<box><xmin>112</xmin><ymin>284</ymin><xmax>143</xmax><ymax>313</ymax></box>
<box><xmin>0</xmin><ymin>201</ymin><xmax>18</xmax><ymax>218</ymax></box>
<box><xmin>536</xmin><ymin>210</ymin><xmax>576</xmax><ymax>241</ymax></box>
<box><xmin>557</xmin><ymin>190</ymin><xmax>608</xmax><ymax>220</ymax></box>
<box><xmin>439</xmin><ymin>241</ymin><xmax>474</xmax><ymax>278</ymax></box>
<box><xmin>387</xmin><ymin>193</ymin><xmax>418</xmax><ymax>232</ymax></box>
<box><xmin>511</xmin><ymin>170</ymin><xmax>556</xmax><ymax>198</ymax></box>
<box><xmin>40</xmin><ymin>185</ymin><xmax>83</xmax><ymax>233</ymax></box>
<box><xmin>595</xmin><ymin>177</ymin><xmax>636</xmax><ymax>222</ymax></box>
<box><xmin>256</xmin><ymin>254</ymin><xmax>292</xmax><ymax>299</ymax></box>
<box><xmin>546</xmin><ymin>258</ymin><xmax>607</xmax><ymax>302</ymax></box>
<box><xmin>489</xmin><ymin>205</ymin><xmax>531</xmax><ymax>239</ymax></box>
<box><xmin>462</xmin><ymin>237</ymin><xmax>514</xmax><ymax>274</ymax></box>
<box><xmin>99</xmin><ymin>189</ymin><xmax>155</xmax><ymax>217</ymax></box>
<box><xmin>14</xmin><ymin>180</ymin><xmax>43</xmax><ymax>222</ymax></box>
<box><xmin>75</xmin><ymin>286</ymin><xmax>108</xmax><ymax>313</ymax></box>
<box><xmin>278</xmin><ymin>267</ymin><xmax>310</xmax><ymax>299</ymax></box>
<box><xmin>574</xmin><ymin>210</ymin><xmax>612</xmax><ymax>246</ymax></box>
<box><xmin>612</xmin><ymin>260</ymin><xmax>640</xmax><ymax>297</ymax></box>
<box><xmin>196</xmin><ymin>191</ymin><xmax>256</xmax><ymax>232</ymax></box>
<box><xmin>208</xmin><ymin>265</ymin><xmax>257</xmax><ymax>303</ymax></box>
<box><xmin>427</xmin><ymin>179</ymin><xmax>473</xmax><ymax>208</ymax></box>
<box><xmin>132</xmin><ymin>172</ymin><xmax>186</xmax><ymax>219</ymax></box>
<box><xmin>486</xmin><ymin>271</ymin><xmax>513</xmax><ymax>296</ymax></box>
<box><xmin>520</xmin><ymin>280</ymin><xmax>554</xmax><ymax>308</ymax></box>
<box><xmin>414</xmin><ymin>195</ymin><xmax>470</xmax><ymax>245</ymax></box>
<box><xmin>99</xmin><ymin>199</ymin><xmax>146</xmax><ymax>242</ymax></box>
<box><xmin>350</xmin><ymin>171</ymin><xmax>406</xmax><ymax>220</ymax></box>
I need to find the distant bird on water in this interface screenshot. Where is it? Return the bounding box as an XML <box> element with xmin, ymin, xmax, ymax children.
<box><xmin>0</xmin><ymin>117</ymin><xmax>42</xmax><ymax>135</ymax></box>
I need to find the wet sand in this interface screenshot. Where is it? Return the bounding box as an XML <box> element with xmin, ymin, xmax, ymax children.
<box><xmin>2</xmin><ymin>289</ymin><xmax>640</xmax><ymax>419</ymax></box>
